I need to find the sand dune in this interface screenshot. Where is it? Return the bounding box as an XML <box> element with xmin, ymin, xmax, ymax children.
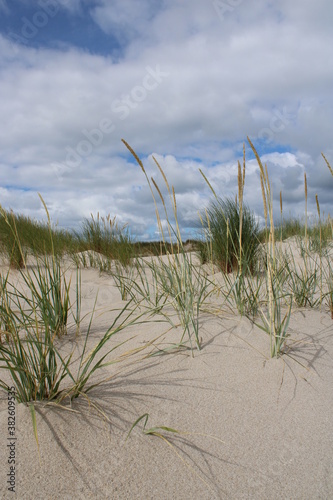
<box><xmin>0</xmin><ymin>249</ymin><xmax>333</xmax><ymax>499</ymax></box>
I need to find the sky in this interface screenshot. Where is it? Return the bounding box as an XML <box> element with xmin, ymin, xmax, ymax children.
<box><xmin>0</xmin><ymin>0</ymin><xmax>332</xmax><ymax>240</ymax></box>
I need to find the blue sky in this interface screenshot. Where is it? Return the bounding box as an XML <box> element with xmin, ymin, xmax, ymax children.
<box><xmin>0</xmin><ymin>0</ymin><xmax>332</xmax><ymax>240</ymax></box>
<box><xmin>1</xmin><ymin>0</ymin><xmax>121</xmax><ymax>55</ymax></box>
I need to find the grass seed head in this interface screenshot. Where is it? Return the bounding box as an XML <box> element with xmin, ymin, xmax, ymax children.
<box><xmin>280</xmin><ymin>191</ymin><xmax>283</xmax><ymax>216</ymax></box>
<box><xmin>316</xmin><ymin>194</ymin><xmax>320</xmax><ymax>218</ymax></box>
<box><xmin>121</xmin><ymin>139</ymin><xmax>146</xmax><ymax>173</ymax></box>
<box><xmin>322</xmin><ymin>153</ymin><xmax>333</xmax><ymax>177</ymax></box>
<box><xmin>260</xmin><ymin>171</ymin><xmax>268</xmax><ymax>225</ymax></box>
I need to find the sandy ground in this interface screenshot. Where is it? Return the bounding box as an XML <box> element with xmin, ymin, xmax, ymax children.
<box><xmin>0</xmin><ymin>247</ymin><xmax>333</xmax><ymax>499</ymax></box>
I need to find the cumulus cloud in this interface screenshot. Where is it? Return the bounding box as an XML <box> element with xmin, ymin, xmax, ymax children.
<box><xmin>0</xmin><ymin>0</ymin><xmax>332</xmax><ymax>238</ymax></box>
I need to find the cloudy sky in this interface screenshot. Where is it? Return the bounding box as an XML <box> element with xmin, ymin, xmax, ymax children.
<box><xmin>0</xmin><ymin>0</ymin><xmax>332</xmax><ymax>240</ymax></box>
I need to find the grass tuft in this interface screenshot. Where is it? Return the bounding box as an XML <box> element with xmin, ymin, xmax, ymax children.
<box><xmin>203</xmin><ymin>197</ymin><xmax>260</xmax><ymax>274</ymax></box>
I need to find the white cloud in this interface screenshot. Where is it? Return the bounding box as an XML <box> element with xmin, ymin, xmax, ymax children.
<box><xmin>0</xmin><ymin>0</ymin><xmax>332</xmax><ymax>237</ymax></box>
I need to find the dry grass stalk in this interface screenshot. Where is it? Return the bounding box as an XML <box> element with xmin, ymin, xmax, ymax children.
<box><xmin>316</xmin><ymin>194</ymin><xmax>320</xmax><ymax>218</ymax></box>
<box><xmin>280</xmin><ymin>191</ymin><xmax>283</xmax><ymax>248</ymax></box>
<box><xmin>122</xmin><ymin>140</ymin><xmax>179</xmax><ymax>259</ymax></box>
<box><xmin>322</xmin><ymin>153</ymin><xmax>333</xmax><ymax>177</ymax></box>
<box><xmin>316</xmin><ymin>194</ymin><xmax>323</xmax><ymax>308</ymax></box>
<box><xmin>152</xmin><ymin>155</ymin><xmax>182</xmax><ymax>256</ymax></box>
<box><xmin>153</xmin><ymin>156</ymin><xmax>171</xmax><ymax>195</ymax></box>
<box><xmin>248</xmin><ymin>137</ymin><xmax>268</xmax><ymax>233</ymax></box>
<box><xmin>151</xmin><ymin>177</ymin><xmax>165</xmax><ymax>205</ymax></box>
<box><xmin>238</xmin><ymin>161</ymin><xmax>243</xmax><ymax>204</ymax></box>
<box><xmin>226</xmin><ymin>218</ymin><xmax>229</xmax><ymax>275</ymax></box>
<box><xmin>279</xmin><ymin>191</ymin><xmax>283</xmax><ymax>215</ymax></box>
<box><xmin>260</xmin><ymin>171</ymin><xmax>268</xmax><ymax>230</ymax></box>
<box><xmin>265</xmin><ymin>164</ymin><xmax>271</xmax><ymax>197</ymax></box>
<box><xmin>172</xmin><ymin>186</ymin><xmax>181</xmax><ymax>254</ymax></box>
<box><xmin>242</xmin><ymin>143</ymin><xmax>246</xmax><ymax>186</ymax></box>
<box><xmin>265</xmin><ymin>169</ymin><xmax>276</xmax><ymax>354</ymax></box>
<box><xmin>199</xmin><ymin>168</ymin><xmax>217</xmax><ymax>197</ymax></box>
<box><xmin>304</xmin><ymin>173</ymin><xmax>308</xmax><ymax>245</ymax></box>
<box><xmin>121</xmin><ymin>139</ymin><xmax>145</xmax><ymax>172</ymax></box>
<box><xmin>205</xmin><ymin>208</ymin><xmax>214</xmax><ymax>275</ymax></box>
<box><xmin>198</xmin><ymin>209</ymin><xmax>214</xmax><ymax>275</ymax></box>
<box><xmin>237</xmin><ymin>158</ymin><xmax>245</xmax><ymax>274</ymax></box>
<box><xmin>121</xmin><ymin>139</ymin><xmax>166</xmax><ymax>254</ymax></box>
<box><xmin>248</xmin><ymin>138</ymin><xmax>292</xmax><ymax>357</ymax></box>
<box><xmin>122</xmin><ymin>139</ymin><xmax>209</xmax><ymax>353</ymax></box>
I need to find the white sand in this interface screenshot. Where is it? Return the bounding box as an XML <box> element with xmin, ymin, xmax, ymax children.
<box><xmin>0</xmin><ymin>249</ymin><xmax>333</xmax><ymax>499</ymax></box>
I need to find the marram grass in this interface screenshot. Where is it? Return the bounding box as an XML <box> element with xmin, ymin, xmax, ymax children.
<box><xmin>121</xmin><ymin>138</ymin><xmax>213</xmax><ymax>354</ymax></box>
<box><xmin>0</xmin><ymin>141</ymin><xmax>331</xmax><ymax>465</ymax></box>
<box><xmin>0</xmin><ymin>139</ymin><xmax>332</xmax><ymax>410</ymax></box>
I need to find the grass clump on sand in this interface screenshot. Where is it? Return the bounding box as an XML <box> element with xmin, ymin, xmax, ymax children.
<box><xmin>0</xmin><ymin>196</ymin><xmax>150</xmax><ymax>452</ymax></box>
<box><xmin>0</xmin><ymin>209</ymin><xmax>74</xmax><ymax>268</ymax></box>
<box><xmin>0</xmin><ymin>136</ymin><xmax>332</xmax><ymax>411</ymax></box>
<box><xmin>75</xmin><ymin>213</ymin><xmax>135</xmax><ymax>267</ymax></box>
<box><xmin>121</xmin><ymin>139</ymin><xmax>213</xmax><ymax>354</ymax></box>
<box><xmin>204</xmin><ymin>197</ymin><xmax>260</xmax><ymax>274</ymax></box>
<box><xmin>199</xmin><ymin>145</ymin><xmax>261</xmax><ymax>275</ymax></box>
<box><xmin>0</xmin><ymin>135</ymin><xmax>332</xmax><ymax>477</ymax></box>
<box><xmin>271</xmin><ymin>215</ymin><xmax>333</xmax><ymax>250</ymax></box>
<box><xmin>247</xmin><ymin>137</ymin><xmax>294</xmax><ymax>357</ymax></box>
